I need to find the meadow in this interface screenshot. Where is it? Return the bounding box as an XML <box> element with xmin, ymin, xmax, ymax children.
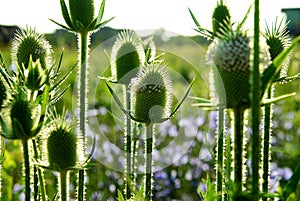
<box><xmin>0</xmin><ymin>0</ymin><xmax>300</xmax><ymax>200</ymax></box>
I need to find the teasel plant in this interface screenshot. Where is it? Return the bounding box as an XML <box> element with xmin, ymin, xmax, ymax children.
<box><xmin>35</xmin><ymin>109</ymin><xmax>95</xmax><ymax>201</ymax></box>
<box><xmin>190</xmin><ymin>0</ymin><xmax>300</xmax><ymax>200</ymax></box>
<box><xmin>106</xmin><ymin>63</ymin><xmax>194</xmax><ymax>200</ymax></box>
<box><xmin>51</xmin><ymin>0</ymin><xmax>113</xmax><ymax>200</ymax></box>
<box><xmin>0</xmin><ymin>27</ymin><xmax>74</xmax><ymax>201</ymax></box>
<box><xmin>109</xmin><ymin>29</ymin><xmax>145</xmax><ymax>199</ymax></box>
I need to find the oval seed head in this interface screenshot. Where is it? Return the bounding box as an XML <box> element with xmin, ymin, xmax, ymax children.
<box><xmin>0</xmin><ymin>77</ymin><xmax>7</xmax><ymax>110</ymax></box>
<box><xmin>12</xmin><ymin>28</ymin><xmax>52</xmax><ymax>70</ymax></box>
<box><xmin>111</xmin><ymin>30</ymin><xmax>145</xmax><ymax>85</ymax></box>
<box><xmin>131</xmin><ymin>64</ymin><xmax>172</xmax><ymax>124</ymax></box>
<box><xmin>212</xmin><ymin>0</ymin><xmax>231</xmax><ymax>37</ymax></box>
<box><xmin>69</xmin><ymin>0</ymin><xmax>94</xmax><ymax>29</ymax></box>
<box><xmin>47</xmin><ymin>125</ymin><xmax>77</xmax><ymax>171</ymax></box>
<box><xmin>264</xmin><ymin>19</ymin><xmax>291</xmax><ymax>78</ymax></box>
<box><xmin>207</xmin><ymin>32</ymin><xmax>270</xmax><ymax>108</ymax></box>
<box><xmin>10</xmin><ymin>93</ymin><xmax>33</xmax><ymax>139</ymax></box>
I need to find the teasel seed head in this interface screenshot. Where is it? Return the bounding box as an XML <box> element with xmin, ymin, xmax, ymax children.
<box><xmin>264</xmin><ymin>18</ymin><xmax>291</xmax><ymax>78</ymax></box>
<box><xmin>47</xmin><ymin>122</ymin><xmax>77</xmax><ymax>171</ymax></box>
<box><xmin>131</xmin><ymin>64</ymin><xmax>172</xmax><ymax>125</ymax></box>
<box><xmin>69</xmin><ymin>0</ymin><xmax>94</xmax><ymax>29</ymax></box>
<box><xmin>10</xmin><ymin>92</ymin><xmax>33</xmax><ymax>140</ymax></box>
<box><xmin>212</xmin><ymin>0</ymin><xmax>231</xmax><ymax>37</ymax></box>
<box><xmin>12</xmin><ymin>28</ymin><xmax>52</xmax><ymax>70</ymax></box>
<box><xmin>110</xmin><ymin>30</ymin><xmax>145</xmax><ymax>85</ymax></box>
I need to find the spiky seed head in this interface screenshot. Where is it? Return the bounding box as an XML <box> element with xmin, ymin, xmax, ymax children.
<box><xmin>131</xmin><ymin>64</ymin><xmax>172</xmax><ymax>125</ymax></box>
<box><xmin>111</xmin><ymin>30</ymin><xmax>145</xmax><ymax>85</ymax></box>
<box><xmin>264</xmin><ymin>19</ymin><xmax>291</xmax><ymax>78</ymax></box>
<box><xmin>12</xmin><ymin>28</ymin><xmax>52</xmax><ymax>69</ymax></box>
<box><xmin>212</xmin><ymin>0</ymin><xmax>231</xmax><ymax>37</ymax></box>
<box><xmin>47</xmin><ymin>125</ymin><xmax>77</xmax><ymax>171</ymax></box>
<box><xmin>10</xmin><ymin>93</ymin><xmax>33</xmax><ymax>140</ymax></box>
<box><xmin>143</xmin><ymin>36</ymin><xmax>156</xmax><ymax>63</ymax></box>
<box><xmin>207</xmin><ymin>33</ymin><xmax>251</xmax><ymax>109</ymax></box>
<box><xmin>69</xmin><ymin>0</ymin><xmax>94</xmax><ymax>29</ymax></box>
<box><xmin>0</xmin><ymin>77</ymin><xmax>7</xmax><ymax>110</ymax></box>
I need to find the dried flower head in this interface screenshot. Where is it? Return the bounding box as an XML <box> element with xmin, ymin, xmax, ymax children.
<box><xmin>131</xmin><ymin>64</ymin><xmax>172</xmax><ymax>125</ymax></box>
<box><xmin>12</xmin><ymin>28</ymin><xmax>52</xmax><ymax>69</ymax></box>
<box><xmin>110</xmin><ymin>30</ymin><xmax>145</xmax><ymax>85</ymax></box>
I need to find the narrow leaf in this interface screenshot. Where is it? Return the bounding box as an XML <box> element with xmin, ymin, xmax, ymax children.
<box><xmin>59</xmin><ymin>0</ymin><xmax>74</xmax><ymax>29</ymax></box>
<box><xmin>262</xmin><ymin>92</ymin><xmax>296</xmax><ymax>106</ymax></box>
<box><xmin>282</xmin><ymin>162</ymin><xmax>300</xmax><ymax>201</ymax></box>
<box><xmin>96</xmin><ymin>0</ymin><xmax>106</xmax><ymax>25</ymax></box>
<box><xmin>169</xmin><ymin>77</ymin><xmax>195</xmax><ymax>117</ymax></box>
<box><xmin>95</xmin><ymin>17</ymin><xmax>115</xmax><ymax>30</ymax></box>
<box><xmin>117</xmin><ymin>189</ymin><xmax>125</xmax><ymax>201</ymax></box>
<box><xmin>190</xmin><ymin>96</ymin><xmax>212</xmax><ymax>103</ymax></box>
<box><xmin>49</xmin><ymin>19</ymin><xmax>72</xmax><ymax>31</ymax></box>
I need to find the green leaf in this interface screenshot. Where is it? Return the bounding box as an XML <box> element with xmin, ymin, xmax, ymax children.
<box><xmin>282</xmin><ymin>162</ymin><xmax>300</xmax><ymax>201</ymax></box>
<box><xmin>188</xmin><ymin>8</ymin><xmax>213</xmax><ymax>39</ymax></box>
<box><xmin>274</xmin><ymin>73</ymin><xmax>300</xmax><ymax>83</ymax></box>
<box><xmin>60</xmin><ymin>0</ymin><xmax>74</xmax><ymax>30</ymax></box>
<box><xmin>236</xmin><ymin>4</ymin><xmax>252</xmax><ymax>31</ymax></box>
<box><xmin>49</xmin><ymin>19</ymin><xmax>72</xmax><ymax>31</ymax></box>
<box><xmin>96</xmin><ymin>0</ymin><xmax>106</xmax><ymax>25</ymax></box>
<box><xmin>261</xmin><ymin>92</ymin><xmax>295</xmax><ymax>106</ymax></box>
<box><xmin>169</xmin><ymin>77</ymin><xmax>195</xmax><ymax>117</ymax></box>
<box><xmin>136</xmin><ymin>182</ymin><xmax>145</xmax><ymax>201</ymax></box>
<box><xmin>117</xmin><ymin>189</ymin><xmax>125</xmax><ymax>201</ymax></box>
<box><xmin>95</xmin><ymin>17</ymin><xmax>115</xmax><ymax>30</ymax></box>
<box><xmin>189</xmin><ymin>96</ymin><xmax>211</xmax><ymax>103</ymax></box>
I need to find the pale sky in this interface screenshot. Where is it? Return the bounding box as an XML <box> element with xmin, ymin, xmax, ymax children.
<box><xmin>0</xmin><ymin>0</ymin><xmax>299</xmax><ymax>36</ymax></box>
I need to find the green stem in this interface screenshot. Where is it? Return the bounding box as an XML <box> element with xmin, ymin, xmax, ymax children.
<box><xmin>252</xmin><ymin>0</ymin><xmax>261</xmax><ymax>199</ymax></box>
<box><xmin>0</xmin><ymin>136</ymin><xmax>3</xmax><ymax>198</ymax></box>
<box><xmin>233</xmin><ymin>107</ymin><xmax>244</xmax><ymax>192</ymax></box>
<box><xmin>145</xmin><ymin>123</ymin><xmax>153</xmax><ymax>201</ymax></box>
<box><xmin>131</xmin><ymin>122</ymin><xmax>139</xmax><ymax>183</ymax></box>
<box><xmin>22</xmin><ymin>139</ymin><xmax>31</xmax><ymax>201</ymax></box>
<box><xmin>78</xmin><ymin>31</ymin><xmax>89</xmax><ymax>201</ymax></box>
<box><xmin>125</xmin><ymin>85</ymin><xmax>132</xmax><ymax>199</ymax></box>
<box><xmin>32</xmin><ymin>139</ymin><xmax>47</xmax><ymax>201</ymax></box>
<box><xmin>60</xmin><ymin>171</ymin><xmax>68</xmax><ymax>201</ymax></box>
<box><xmin>262</xmin><ymin>88</ymin><xmax>272</xmax><ymax>201</ymax></box>
<box><xmin>216</xmin><ymin>108</ymin><xmax>225</xmax><ymax>200</ymax></box>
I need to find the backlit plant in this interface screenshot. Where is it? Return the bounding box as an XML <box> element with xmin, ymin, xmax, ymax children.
<box><xmin>190</xmin><ymin>0</ymin><xmax>300</xmax><ymax>200</ymax></box>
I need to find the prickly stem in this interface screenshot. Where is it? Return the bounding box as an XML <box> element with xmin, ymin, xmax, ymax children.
<box><xmin>60</xmin><ymin>170</ymin><xmax>68</xmax><ymax>201</ymax></box>
<box><xmin>216</xmin><ymin>108</ymin><xmax>225</xmax><ymax>200</ymax></box>
<box><xmin>22</xmin><ymin>139</ymin><xmax>31</xmax><ymax>201</ymax></box>
<box><xmin>145</xmin><ymin>123</ymin><xmax>154</xmax><ymax>201</ymax></box>
<box><xmin>124</xmin><ymin>85</ymin><xmax>132</xmax><ymax>199</ymax></box>
<box><xmin>233</xmin><ymin>108</ymin><xmax>244</xmax><ymax>193</ymax></box>
<box><xmin>77</xmin><ymin>31</ymin><xmax>89</xmax><ymax>201</ymax></box>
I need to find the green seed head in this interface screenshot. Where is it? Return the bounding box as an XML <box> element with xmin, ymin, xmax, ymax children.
<box><xmin>264</xmin><ymin>19</ymin><xmax>291</xmax><ymax>78</ymax></box>
<box><xmin>69</xmin><ymin>0</ymin><xmax>95</xmax><ymax>29</ymax></box>
<box><xmin>207</xmin><ymin>33</ymin><xmax>251</xmax><ymax>108</ymax></box>
<box><xmin>10</xmin><ymin>93</ymin><xmax>33</xmax><ymax>139</ymax></box>
<box><xmin>0</xmin><ymin>77</ymin><xmax>7</xmax><ymax>110</ymax></box>
<box><xmin>111</xmin><ymin>30</ymin><xmax>145</xmax><ymax>85</ymax></box>
<box><xmin>12</xmin><ymin>28</ymin><xmax>52</xmax><ymax>69</ymax></box>
<box><xmin>47</xmin><ymin>125</ymin><xmax>77</xmax><ymax>171</ymax></box>
<box><xmin>212</xmin><ymin>0</ymin><xmax>231</xmax><ymax>37</ymax></box>
<box><xmin>131</xmin><ymin>64</ymin><xmax>172</xmax><ymax>124</ymax></box>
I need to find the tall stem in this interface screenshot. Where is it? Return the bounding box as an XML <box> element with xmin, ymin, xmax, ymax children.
<box><xmin>233</xmin><ymin>108</ymin><xmax>244</xmax><ymax>193</ymax></box>
<box><xmin>0</xmin><ymin>136</ymin><xmax>2</xmax><ymax>198</ymax></box>
<box><xmin>145</xmin><ymin>123</ymin><xmax>153</xmax><ymax>201</ymax></box>
<box><xmin>262</xmin><ymin>88</ymin><xmax>272</xmax><ymax>201</ymax></box>
<box><xmin>216</xmin><ymin>108</ymin><xmax>225</xmax><ymax>200</ymax></box>
<box><xmin>124</xmin><ymin>85</ymin><xmax>132</xmax><ymax>199</ymax></box>
<box><xmin>252</xmin><ymin>0</ymin><xmax>261</xmax><ymax>199</ymax></box>
<box><xmin>22</xmin><ymin>139</ymin><xmax>31</xmax><ymax>201</ymax></box>
<box><xmin>60</xmin><ymin>171</ymin><xmax>68</xmax><ymax>201</ymax></box>
<box><xmin>77</xmin><ymin>31</ymin><xmax>89</xmax><ymax>201</ymax></box>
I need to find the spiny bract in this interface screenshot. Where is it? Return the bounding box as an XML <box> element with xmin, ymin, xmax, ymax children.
<box><xmin>212</xmin><ymin>0</ymin><xmax>231</xmax><ymax>37</ymax></box>
<box><xmin>131</xmin><ymin>64</ymin><xmax>172</xmax><ymax>124</ymax></box>
<box><xmin>0</xmin><ymin>77</ymin><xmax>7</xmax><ymax>110</ymax></box>
<box><xmin>12</xmin><ymin>28</ymin><xmax>52</xmax><ymax>69</ymax></box>
<box><xmin>110</xmin><ymin>30</ymin><xmax>145</xmax><ymax>85</ymax></box>
<box><xmin>47</xmin><ymin>125</ymin><xmax>77</xmax><ymax>171</ymax></box>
